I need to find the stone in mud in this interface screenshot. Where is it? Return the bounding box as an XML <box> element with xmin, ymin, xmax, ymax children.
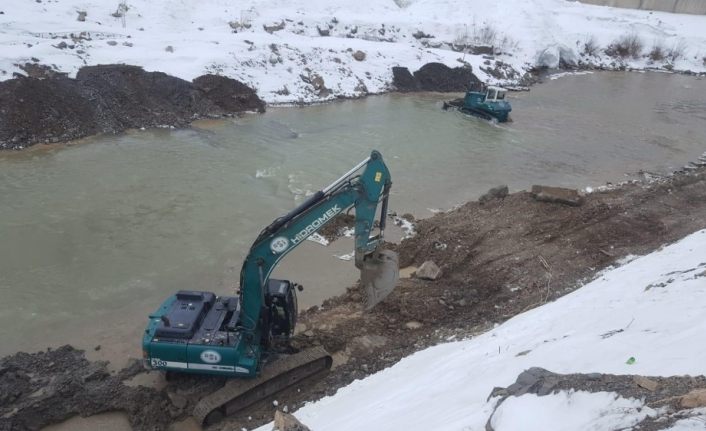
<box><xmin>348</xmin><ymin>335</ymin><xmax>388</xmax><ymax>354</ymax></box>
<box><xmin>479</xmin><ymin>185</ymin><xmax>509</xmax><ymax>204</ymax></box>
<box><xmin>274</xmin><ymin>410</ymin><xmax>311</xmax><ymax>431</ymax></box>
<box><xmin>415</xmin><ymin>260</ymin><xmax>442</xmax><ymax>280</ymax></box>
<box><xmin>680</xmin><ymin>389</ymin><xmax>706</xmax><ymax>408</ymax></box>
<box><xmin>405</xmin><ymin>321</ymin><xmax>423</xmax><ymax>329</ymax></box>
<box><xmin>633</xmin><ymin>376</ymin><xmax>658</xmax><ymax>391</ymax></box>
<box><xmin>352</xmin><ymin>50</ymin><xmax>366</xmax><ymax>61</ymax></box>
<box><xmin>531</xmin><ymin>185</ymin><xmax>584</xmax><ymax>206</ymax></box>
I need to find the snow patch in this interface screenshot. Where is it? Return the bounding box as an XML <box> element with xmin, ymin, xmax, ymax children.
<box><xmin>491</xmin><ymin>391</ymin><xmax>655</xmax><ymax>431</ymax></box>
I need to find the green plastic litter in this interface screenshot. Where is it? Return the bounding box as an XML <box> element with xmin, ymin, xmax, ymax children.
<box><xmin>626</xmin><ymin>357</ymin><xmax>636</xmax><ymax>365</ymax></box>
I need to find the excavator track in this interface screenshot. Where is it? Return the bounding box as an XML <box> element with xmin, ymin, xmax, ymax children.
<box><xmin>193</xmin><ymin>346</ymin><xmax>333</xmax><ymax>426</ymax></box>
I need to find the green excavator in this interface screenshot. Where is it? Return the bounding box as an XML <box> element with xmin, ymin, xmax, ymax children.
<box><xmin>142</xmin><ymin>150</ymin><xmax>398</xmax><ymax>424</ymax></box>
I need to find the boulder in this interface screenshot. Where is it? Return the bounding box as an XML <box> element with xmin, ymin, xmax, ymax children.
<box><xmin>274</xmin><ymin>410</ymin><xmax>311</xmax><ymax>431</ymax></box>
<box><xmin>531</xmin><ymin>185</ymin><xmax>584</xmax><ymax>206</ymax></box>
<box><xmin>352</xmin><ymin>50</ymin><xmax>366</xmax><ymax>61</ymax></box>
<box><xmin>263</xmin><ymin>21</ymin><xmax>285</xmax><ymax>34</ymax></box>
<box><xmin>680</xmin><ymin>389</ymin><xmax>706</xmax><ymax>408</ymax></box>
<box><xmin>479</xmin><ymin>185</ymin><xmax>509</xmax><ymax>204</ymax></box>
<box><xmin>633</xmin><ymin>376</ymin><xmax>659</xmax><ymax>392</ymax></box>
<box><xmin>415</xmin><ymin>260</ymin><xmax>442</xmax><ymax>280</ymax></box>
<box><xmin>348</xmin><ymin>335</ymin><xmax>388</xmax><ymax>354</ymax></box>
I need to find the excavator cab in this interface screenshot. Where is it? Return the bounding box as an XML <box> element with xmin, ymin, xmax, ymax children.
<box><xmin>264</xmin><ymin>279</ymin><xmax>298</xmax><ymax>338</ymax></box>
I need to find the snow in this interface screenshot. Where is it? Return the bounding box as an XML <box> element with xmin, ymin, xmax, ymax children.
<box><xmin>664</xmin><ymin>410</ymin><xmax>706</xmax><ymax>430</ymax></box>
<box><xmin>2</xmin><ymin>0</ymin><xmax>705</xmax><ymax>103</ymax></box>
<box><xmin>490</xmin><ymin>391</ymin><xmax>656</xmax><ymax>431</ymax></box>
<box><xmin>256</xmin><ymin>228</ymin><xmax>706</xmax><ymax>430</ymax></box>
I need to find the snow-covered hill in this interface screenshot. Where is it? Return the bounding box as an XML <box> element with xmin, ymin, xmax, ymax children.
<box><xmin>257</xmin><ymin>229</ymin><xmax>706</xmax><ymax>430</ymax></box>
<box><xmin>2</xmin><ymin>0</ymin><xmax>705</xmax><ymax>103</ymax></box>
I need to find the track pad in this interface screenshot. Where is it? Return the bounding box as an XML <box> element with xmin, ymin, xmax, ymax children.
<box><xmin>361</xmin><ymin>249</ymin><xmax>399</xmax><ymax>311</ymax></box>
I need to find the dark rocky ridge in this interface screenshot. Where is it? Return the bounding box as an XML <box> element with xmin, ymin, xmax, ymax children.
<box><xmin>392</xmin><ymin>62</ymin><xmax>481</xmax><ymax>92</ymax></box>
<box><xmin>0</xmin><ymin>65</ymin><xmax>265</xmax><ymax>150</ymax></box>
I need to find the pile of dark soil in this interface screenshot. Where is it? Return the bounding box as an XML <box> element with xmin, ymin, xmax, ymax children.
<box><xmin>0</xmin><ymin>346</ymin><xmax>171</xmax><ymax>431</ymax></box>
<box><xmin>392</xmin><ymin>63</ymin><xmax>481</xmax><ymax>92</ymax></box>
<box><xmin>0</xmin><ymin>65</ymin><xmax>265</xmax><ymax>150</ymax></box>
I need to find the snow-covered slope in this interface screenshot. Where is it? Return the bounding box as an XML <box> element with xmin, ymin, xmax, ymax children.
<box><xmin>257</xmin><ymin>229</ymin><xmax>706</xmax><ymax>430</ymax></box>
<box><xmin>2</xmin><ymin>0</ymin><xmax>705</xmax><ymax>103</ymax></box>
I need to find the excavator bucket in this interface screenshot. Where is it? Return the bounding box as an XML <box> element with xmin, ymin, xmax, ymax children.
<box><xmin>361</xmin><ymin>249</ymin><xmax>399</xmax><ymax>310</ymax></box>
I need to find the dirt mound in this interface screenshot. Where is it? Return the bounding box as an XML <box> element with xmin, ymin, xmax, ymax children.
<box><xmin>0</xmin><ymin>345</ymin><xmax>175</xmax><ymax>431</ymax></box>
<box><xmin>392</xmin><ymin>63</ymin><xmax>481</xmax><ymax>92</ymax></box>
<box><xmin>0</xmin><ymin>76</ymin><xmax>100</xmax><ymax>148</ymax></box>
<box><xmin>193</xmin><ymin>74</ymin><xmax>266</xmax><ymax>113</ymax></box>
<box><xmin>0</xmin><ymin>65</ymin><xmax>266</xmax><ymax>150</ymax></box>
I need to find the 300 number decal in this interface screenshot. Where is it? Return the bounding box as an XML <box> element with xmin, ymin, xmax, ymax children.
<box><xmin>150</xmin><ymin>358</ymin><xmax>167</xmax><ymax>368</ymax></box>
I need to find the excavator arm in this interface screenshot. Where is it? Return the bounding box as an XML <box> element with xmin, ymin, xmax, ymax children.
<box><xmin>238</xmin><ymin>150</ymin><xmax>396</xmax><ymax>332</ymax></box>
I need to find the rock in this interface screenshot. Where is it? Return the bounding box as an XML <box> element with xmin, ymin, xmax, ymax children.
<box><xmin>352</xmin><ymin>50</ymin><xmax>366</xmax><ymax>61</ymax></box>
<box><xmin>300</xmin><ymin>72</ymin><xmax>329</xmax><ymax>97</ymax></box>
<box><xmin>531</xmin><ymin>185</ymin><xmax>584</xmax><ymax>206</ymax></box>
<box><xmin>392</xmin><ymin>67</ymin><xmax>418</xmax><ymax>92</ymax></box>
<box><xmin>415</xmin><ymin>260</ymin><xmax>442</xmax><ymax>280</ymax></box>
<box><xmin>106</xmin><ymin>40</ymin><xmax>117</xmax><ymax>46</ymax></box>
<box><xmin>479</xmin><ymin>185</ymin><xmax>509</xmax><ymax>203</ymax></box>
<box><xmin>317</xmin><ymin>26</ymin><xmax>330</xmax><ymax>36</ymax></box>
<box><xmin>274</xmin><ymin>410</ymin><xmax>311</xmax><ymax>431</ymax></box>
<box><xmin>412</xmin><ymin>30</ymin><xmax>433</xmax><ymax>39</ymax></box>
<box><xmin>680</xmin><ymin>389</ymin><xmax>706</xmax><ymax>408</ymax></box>
<box><xmin>263</xmin><ymin>21</ymin><xmax>285</xmax><ymax>34</ymax></box>
<box><xmin>167</xmin><ymin>391</ymin><xmax>187</xmax><ymax>410</ymax></box>
<box><xmin>165</xmin><ymin>45</ymin><xmax>174</xmax><ymax>53</ymax></box>
<box><xmin>77</xmin><ymin>11</ymin><xmax>87</xmax><ymax>22</ymax></box>
<box><xmin>404</xmin><ymin>321</ymin><xmax>423</xmax><ymax>329</ymax></box>
<box><xmin>633</xmin><ymin>376</ymin><xmax>658</xmax><ymax>391</ymax></box>
<box><xmin>349</xmin><ymin>335</ymin><xmax>388</xmax><ymax>354</ymax></box>
<box><xmin>54</xmin><ymin>41</ymin><xmax>68</xmax><ymax>49</ymax></box>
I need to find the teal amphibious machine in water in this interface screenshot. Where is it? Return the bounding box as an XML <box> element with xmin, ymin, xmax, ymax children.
<box><xmin>444</xmin><ymin>85</ymin><xmax>512</xmax><ymax>122</ymax></box>
<box><xmin>142</xmin><ymin>151</ymin><xmax>398</xmax><ymax>424</ymax></box>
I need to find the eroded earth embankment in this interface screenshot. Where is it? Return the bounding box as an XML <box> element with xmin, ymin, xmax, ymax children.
<box><xmin>0</xmin><ymin>64</ymin><xmax>265</xmax><ymax>150</ymax></box>
<box><xmin>2</xmin><ymin>163</ymin><xmax>706</xmax><ymax>431</ymax></box>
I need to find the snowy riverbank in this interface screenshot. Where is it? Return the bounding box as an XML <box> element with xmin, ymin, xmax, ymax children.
<box><xmin>2</xmin><ymin>0</ymin><xmax>706</xmax><ymax>104</ymax></box>
<box><xmin>258</xmin><ymin>228</ymin><xmax>706</xmax><ymax>430</ymax></box>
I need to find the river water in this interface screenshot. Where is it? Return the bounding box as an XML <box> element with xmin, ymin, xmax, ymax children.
<box><xmin>1</xmin><ymin>71</ymin><xmax>705</xmax><ymax>362</ymax></box>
